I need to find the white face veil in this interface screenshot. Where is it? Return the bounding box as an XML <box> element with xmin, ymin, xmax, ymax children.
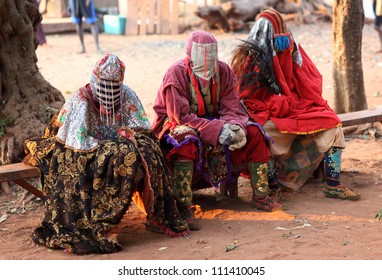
<box><xmin>185</xmin><ymin>30</ymin><xmax>219</xmax><ymax>83</ymax></box>
<box><xmin>190</xmin><ymin>41</ymin><xmax>218</xmax><ymax>81</ymax></box>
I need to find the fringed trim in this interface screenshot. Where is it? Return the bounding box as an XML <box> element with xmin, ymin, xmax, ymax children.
<box><xmin>278</xmin><ymin>123</ymin><xmax>342</xmax><ymax>135</ymax></box>
<box><xmin>55</xmin><ymin>136</ymin><xmax>99</xmax><ymax>153</ymax></box>
<box><xmin>274</xmin><ymin>33</ymin><xmax>293</xmax><ymax>53</ymax></box>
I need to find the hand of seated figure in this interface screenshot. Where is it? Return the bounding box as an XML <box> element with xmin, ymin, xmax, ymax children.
<box><xmin>218</xmin><ymin>124</ymin><xmax>247</xmax><ymax>151</ymax></box>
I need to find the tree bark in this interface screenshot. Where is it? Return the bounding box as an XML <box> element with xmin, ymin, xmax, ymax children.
<box><xmin>0</xmin><ymin>0</ymin><xmax>65</xmax><ymax>163</ymax></box>
<box><xmin>332</xmin><ymin>0</ymin><xmax>367</xmax><ymax>113</ymax></box>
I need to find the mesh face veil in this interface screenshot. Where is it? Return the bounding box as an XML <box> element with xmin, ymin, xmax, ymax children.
<box><xmin>94</xmin><ymin>79</ymin><xmax>121</xmax><ymax>112</ymax></box>
<box><xmin>90</xmin><ymin>54</ymin><xmax>125</xmax><ymax>124</ymax></box>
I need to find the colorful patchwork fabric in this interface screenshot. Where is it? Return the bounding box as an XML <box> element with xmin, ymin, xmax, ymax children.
<box><xmin>276</xmin><ymin>137</ymin><xmax>324</xmax><ymax>191</ymax></box>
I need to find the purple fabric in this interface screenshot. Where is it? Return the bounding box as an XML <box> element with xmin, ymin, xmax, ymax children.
<box><xmin>247</xmin><ymin>121</ymin><xmax>274</xmax><ymax>145</ymax></box>
<box><xmin>34</xmin><ymin>0</ymin><xmax>47</xmax><ymax>45</ymax></box>
<box><xmin>164</xmin><ymin>134</ymin><xmax>204</xmax><ymax>176</ymax></box>
<box><xmin>36</xmin><ymin>24</ymin><xmax>46</xmax><ymax>45</ymax></box>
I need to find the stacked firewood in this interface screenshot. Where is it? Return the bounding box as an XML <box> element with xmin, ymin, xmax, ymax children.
<box><xmin>194</xmin><ymin>0</ymin><xmax>333</xmax><ymax>32</ymax></box>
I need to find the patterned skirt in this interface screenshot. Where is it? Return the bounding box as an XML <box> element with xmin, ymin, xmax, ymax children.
<box><xmin>24</xmin><ymin>132</ymin><xmax>188</xmax><ymax>254</ymax></box>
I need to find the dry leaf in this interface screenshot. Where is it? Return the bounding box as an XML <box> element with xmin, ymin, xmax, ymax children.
<box><xmin>0</xmin><ymin>214</ymin><xmax>8</xmax><ymax>224</ymax></box>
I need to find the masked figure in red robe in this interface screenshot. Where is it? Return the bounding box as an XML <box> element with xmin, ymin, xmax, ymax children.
<box><xmin>230</xmin><ymin>9</ymin><xmax>360</xmax><ymax>202</ymax></box>
<box><xmin>152</xmin><ymin>30</ymin><xmax>280</xmax><ymax>230</ymax></box>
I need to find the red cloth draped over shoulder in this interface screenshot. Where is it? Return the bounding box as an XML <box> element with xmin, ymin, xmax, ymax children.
<box><xmin>241</xmin><ymin>46</ymin><xmax>341</xmax><ymax>134</ymax></box>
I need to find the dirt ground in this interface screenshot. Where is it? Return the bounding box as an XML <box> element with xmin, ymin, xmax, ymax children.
<box><xmin>1</xmin><ymin>21</ymin><xmax>382</xmax><ymax>261</ymax></box>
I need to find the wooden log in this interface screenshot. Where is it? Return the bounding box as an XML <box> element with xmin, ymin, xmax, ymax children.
<box><xmin>196</xmin><ymin>6</ymin><xmax>230</xmax><ymax>32</ymax></box>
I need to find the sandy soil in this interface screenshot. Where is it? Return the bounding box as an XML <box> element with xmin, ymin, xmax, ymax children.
<box><xmin>1</xmin><ymin>21</ymin><xmax>382</xmax><ymax>261</ymax></box>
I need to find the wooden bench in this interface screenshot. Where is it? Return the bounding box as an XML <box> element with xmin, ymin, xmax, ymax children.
<box><xmin>337</xmin><ymin>108</ymin><xmax>382</xmax><ymax>127</ymax></box>
<box><xmin>0</xmin><ymin>109</ymin><xmax>381</xmax><ymax>200</ymax></box>
<box><xmin>0</xmin><ymin>162</ymin><xmax>43</xmax><ymax>198</ymax></box>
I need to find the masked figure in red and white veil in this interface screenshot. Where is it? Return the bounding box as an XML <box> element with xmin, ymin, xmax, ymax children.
<box><xmin>152</xmin><ymin>30</ymin><xmax>280</xmax><ymax>229</ymax></box>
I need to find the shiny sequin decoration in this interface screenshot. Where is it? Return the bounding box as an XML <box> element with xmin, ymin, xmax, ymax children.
<box><xmin>268</xmin><ymin>157</ymin><xmax>278</xmax><ymax>187</ymax></box>
<box><xmin>56</xmin><ymin>85</ymin><xmax>151</xmax><ymax>151</ymax></box>
<box><xmin>324</xmin><ymin>147</ymin><xmax>341</xmax><ymax>186</ymax></box>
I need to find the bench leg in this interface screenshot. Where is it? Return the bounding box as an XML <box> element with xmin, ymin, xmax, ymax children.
<box><xmin>1</xmin><ymin>182</ymin><xmax>11</xmax><ymax>194</ymax></box>
<box><xmin>220</xmin><ymin>177</ymin><xmax>238</xmax><ymax>198</ymax></box>
<box><xmin>13</xmin><ymin>179</ymin><xmax>43</xmax><ymax>199</ymax></box>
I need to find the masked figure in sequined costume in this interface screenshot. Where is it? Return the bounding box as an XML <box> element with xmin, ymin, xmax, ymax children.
<box><xmin>230</xmin><ymin>8</ymin><xmax>360</xmax><ymax>201</ymax></box>
<box><xmin>152</xmin><ymin>30</ymin><xmax>279</xmax><ymax>226</ymax></box>
<box><xmin>23</xmin><ymin>54</ymin><xmax>189</xmax><ymax>255</ymax></box>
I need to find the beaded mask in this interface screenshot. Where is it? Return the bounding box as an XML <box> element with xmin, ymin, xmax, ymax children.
<box><xmin>90</xmin><ymin>54</ymin><xmax>125</xmax><ymax>114</ymax></box>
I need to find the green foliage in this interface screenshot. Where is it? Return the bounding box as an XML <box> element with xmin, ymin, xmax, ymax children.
<box><xmin>44</xmin><ymin>107</ymin><xmax>52</xmax><ymax>123</ymax></box>
<box><xmin>0</xmin><ymin>100</ymin><xmax>14</xmax><ymax>138</ymax></box>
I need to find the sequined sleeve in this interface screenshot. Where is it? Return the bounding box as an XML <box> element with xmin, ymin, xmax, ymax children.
<box><xmin>120</xmin><ymin>85</ymin><xmax>152</xmax><ymax>132</ymax></box>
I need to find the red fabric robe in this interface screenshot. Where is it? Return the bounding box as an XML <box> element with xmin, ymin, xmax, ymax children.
<box><xmin>240</xmin><ymin>46</ymin><xmax>341</xmax><ymax>134</ymax></box>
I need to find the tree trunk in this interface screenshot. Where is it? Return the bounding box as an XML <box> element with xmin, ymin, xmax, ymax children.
<box><xmin>0</xmin><ymin>0</ymin><xmax>65</xmax><ymax>163</ymax></box>
<box><xmin>332</xmin><ymin>0</ymin><xmax>367</xmax><ymax>113</ymax></box>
